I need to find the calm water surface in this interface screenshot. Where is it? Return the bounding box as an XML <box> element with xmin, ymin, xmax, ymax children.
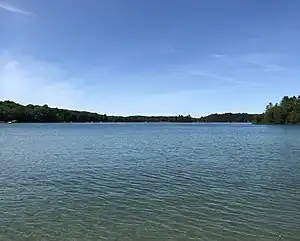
<box><xmin>0</xmin><ymin>123</ymin><xmax>299</xmax><ymax>240</ymax></box>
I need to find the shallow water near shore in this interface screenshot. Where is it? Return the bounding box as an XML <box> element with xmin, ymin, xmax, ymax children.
<box><xmin>1</xmin><ymin>123</ymin><xmax>299</xmax><ymax>240</ymax></box>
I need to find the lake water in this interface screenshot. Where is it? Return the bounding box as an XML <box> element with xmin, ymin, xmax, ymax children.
<box><xmin>0</xmin><ymin>123</ymin><xmax>299</xmax><ymax>241</ymax></box>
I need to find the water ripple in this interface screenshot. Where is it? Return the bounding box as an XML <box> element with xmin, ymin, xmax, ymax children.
<box><xmin>0</xmin><ymin>123</ymin><xmax>299</xmax><ymax>240</ymax></box>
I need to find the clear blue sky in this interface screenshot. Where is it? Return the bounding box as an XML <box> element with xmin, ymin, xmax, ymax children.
<box><xmin>0</xmin><ymin>0</ymin><xmax>299</xmax><ymax>116</ymax></box>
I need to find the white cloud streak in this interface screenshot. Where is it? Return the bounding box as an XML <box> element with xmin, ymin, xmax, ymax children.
<box><xmin>188</xmin><ymin>70</ymin><xmax>246</xmax><ymax>85</ymax></box>
<box><xmin>238</xmin><ymin>53</ymin><xmax>291</xmax><ymax>72</ymax></box>
<box><xmin>0</xmin><ymin>51</ymin><xmax>282</xmax><ymax>115</ymax></box>
<box><xmin>0</xmin><ymin>54</ymin><xmax>87</xmax><ymax>110</ymax></box>
<box><xmin>211</xmin><ymin>53</ymin><xmax>226</xmax><ymax>58</ymax></box>
<box><xmin>0</xmin><ymin>53</ymin><xmax>143</xmax><ymax>115</ymax></box>
<box><xmin>0</xmin><ymin>2</ymin><xmax>36</xmax><ymax>16</ymax></box>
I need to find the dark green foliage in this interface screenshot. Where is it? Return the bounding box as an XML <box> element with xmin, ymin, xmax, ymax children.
<box><xmin>0</xmin><ymin>100</ymin><xmax>257</xmax><ymax>123</ymax></box>
<box><xmin>0</xmin><ymin>101</ymin><xmax>195</xmax><ymax>123</ymax></box>
<box><xmin>258</xmin><ymin>95</ymin><xmax>300</xmax><ymax>124</ymax></box>
<box><xmin>199</xmin><ymin>113</ymin><xmax>255</xmax><ymax>123</ymax></box>
<box><xmin>252</xmin><ymin>114</ymin><xmax>264</xmax><ymax>124</ymax></box>
<box><xmin>0</xmin><ymin>101</ymin><xmax>106</xmax><ymax>123</ymax></box>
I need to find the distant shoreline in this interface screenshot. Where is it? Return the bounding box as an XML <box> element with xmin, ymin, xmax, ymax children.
<box><xmin>0</xmin><ymin>100</ymin><xmax>256</xmax><ymax>124</ymax></box>
<box><xmin>2</xmin><ymin>95</ymin><xmax>300</xmax><ymax>125</ymax></box>
<box><xmin>0</xmin><ymin>121</ymin><xmax>253</xmax><ymax>124</ymax></box>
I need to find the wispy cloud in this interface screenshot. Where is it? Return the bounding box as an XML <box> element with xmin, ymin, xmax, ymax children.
<box><xmin>0</xmin><ymin>53</ymin><xmax>87</xmax><ymax>110</ymax></box>
<box><xmin>245</xmin><ymin>60</ymin><xmax>290</xmax><ymax>72</ymax></box>
<box><xmin>188</xmin><ymin>70</ymin><xmax>246</xmax><ymax>85</ymax></box>
<box><xmin>211</xmin><ymin>53</ymin><xmax>226</xmax><ymax>58</ymax></box>
<box><xmin>0</xmin><ymin>50</ymin><xmax>290</xmax><ymax>116</ymax></box>
<box><xmin>0</xmin><ymin>53</ymin><xmax>153</xmax><ymax>115</ymax></box>
<box><xmin>239</xmin><ymin>53</ymin><xmax>291</xmax><ymax>72</ymax></box>
<box><xmin>0</xmin><ymin>2</ymin><xmax>36</xmax><ymax>16</ymax></box>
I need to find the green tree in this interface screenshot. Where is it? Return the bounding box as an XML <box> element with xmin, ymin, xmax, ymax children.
<box><xmin>259</xmin><ymin>95</ymin><xmax>300</xmax><ymax>124</ymax></box>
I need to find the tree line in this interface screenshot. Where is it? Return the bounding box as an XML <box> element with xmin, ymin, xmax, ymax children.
<box><xmin>0</xmin><ymin>100</ymin><xmax>195</xmax><ymax>123</ymax></box>
<box><xmin>253</xmin><ymin>95</ymin><xmax>300</xmax><ymax>124</ymax></box>
<box><xmin>0</xmin><ymin>100</ymin><xmax>254</xmax><ymax>123</ymax></box>
<box><xmin>3</xmin><ymin>97</ymin><xmax>299</xmax><ymax>124</ymax></box>
<box><xmin>198</xmin><ymin>113</ymin><xmax>255</xmax><ymax>123</ymax></box>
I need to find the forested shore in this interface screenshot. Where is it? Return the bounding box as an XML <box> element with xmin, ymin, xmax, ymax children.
<box><xmin>253</xmin><ymin>95</ymin><xmax>300</xmax><ymax>124</ymax></box>
<box><xmin>0</xmin><ymin>100</ymin><xmax>254</xmax><ymax>123</ymax></box>
<box><xmin>1</xmin><ymin>96</ymin><xmax>299</xmax><ymax>124</ymax></box>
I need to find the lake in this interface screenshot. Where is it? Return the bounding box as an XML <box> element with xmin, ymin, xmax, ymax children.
<box><xmin>0</xmin><ymin>123</ymin><xmax>299</xmax><ymax>241</ymax></box>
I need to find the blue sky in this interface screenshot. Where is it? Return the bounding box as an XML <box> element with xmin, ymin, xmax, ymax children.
<box><xmin>0</xmin><ymin>0</ymin><xmax>299</xmax><ymax>116</ymax></box>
